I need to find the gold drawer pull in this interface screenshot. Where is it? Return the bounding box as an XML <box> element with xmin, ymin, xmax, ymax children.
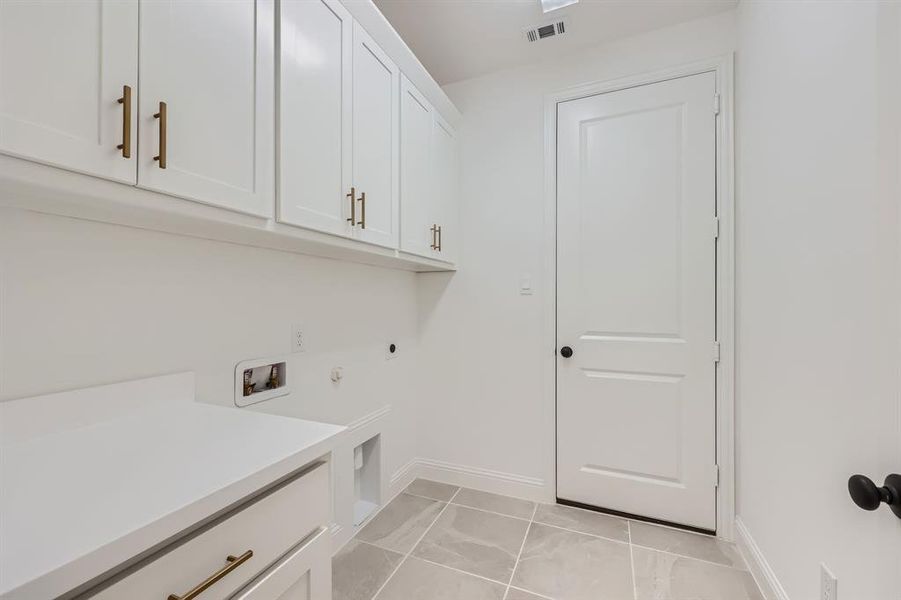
<box><xmin>116</xmin><ymin>85</ymin><xmax>132</xmax><ymax>158</ymax></box>
<box><xmin>358</xmin><ymin>191</ymin><xmax>366</xmax><ymax>229</ymax></box>
<box><xmin>430</xmin><ymin>224</ymin><xmax>438</xmax><ymax>250</ymax></box>
<box><xmin>437</xmin><ymin>225</ymin><xmax>442</xmax><ymax>252</ymax></box>
<box><xmin>346</xmin><ymin>186</ymin><xmax>356</xmax><ymax>225</ymax></box>
<box><xmin>154</xmin><ymin>101</ymin><xmax>167</xmax><ymax>169</ymax></box>
<box><xmin>167</xmin><ymin>549</ymin><xmax>253</xmax><ymax>600</ymax></box>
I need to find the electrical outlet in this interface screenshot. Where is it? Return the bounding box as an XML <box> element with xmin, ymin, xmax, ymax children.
<box><xmin>291</xmin><ymin>324</ymin><xmax>305</xmax><ymax>353</ymax></box>
<box><xmin>821</xmin><ymin>563</ymin><xmax>837</xmax><ymax>600</ymax></box>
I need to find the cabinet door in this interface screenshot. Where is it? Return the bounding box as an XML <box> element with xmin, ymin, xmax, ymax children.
<box><xmin>351</xmin><ymin>22</ymin><xmax>399</xmax><ymax>249</ymax></box>
<box><xmin>399</xmin><ymin>76</ymin><xmax>435</xmax><ymax>258</ymax></box>
<box><xmin>138</xmin><ymin>0</ymin><xmax>273</xmax><ymax>216</ymax></box>
<box><xmin>233</xmin><ymin>528</ymin><xmax>331</xmax><ymax>600</ymax></box>
<box><xmin>278</xmin><ymin>0</ymin><xmax>352</xmax><ymax>236</ymax></box>
<box><xmin>0</xmin><ymin>0</ymin><xmax>138</xmax><ymax>183</ymax></box>
<box><xmin>432</xmin><ymin>114</ymin><xmax>458</xmax><ymax>263</ymax></box>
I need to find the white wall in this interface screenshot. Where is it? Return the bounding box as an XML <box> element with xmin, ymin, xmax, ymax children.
<box><xmin>417</xmin><ymin>11</ymin><xmax>737</xmax><ymax>500</ymax></box>
<box><xmin>735</xmin><ymin>1</ymin><xmax>901</xmax><ymax>597</ymax></box>
<box><xmin>0</xmin><ymin>207</ymin><xmax>421</xmax><ymax>546</ymax></box>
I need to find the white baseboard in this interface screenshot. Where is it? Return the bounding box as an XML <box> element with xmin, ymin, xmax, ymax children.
<box><xmin>389</xmin><ymin>458</ymin><xmax>419</xmax><ymax>496</ymax></box>
<box><xmin>735</xmin><ymin>517</ymin><xmax>790</xmax><ymax>600</ymax></box>
<box><xmin>393</xmin><ymin>458</ymin><xmax>550</xmax><ymax>503</ymax></box>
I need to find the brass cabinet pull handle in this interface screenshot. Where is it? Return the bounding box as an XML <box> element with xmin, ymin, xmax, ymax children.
<box><xmin>437</xmin><ymin>225</ymin><xmax>442</xmax><ymax>252</ymax></box>
<box><xmin>358</xmin><ymin>191</ymin><xmax>366</xmax><ymax>229</ymax></box>
<box><xmin>346</xmin><ymin>187</ymin><xmax>356</xmax><ymax>225</ymax></box>
<box><xmin>430</xmin><ymin>224</ymin><xmax>438</xmax><ymax>250</ymax></box>
<box><xmin>167</xmin><ymin>549</ymin><xmax>253</xmax><ymax>600</ymax></box>
<box><xmin>153</xmin><ymin>101</ymin><xmax>167</xmax><ymax>169</ymax></box>
<box><xmin>116</xmin><ymin>85</ymin><xmax>132</xmax><ymax>158</ymax></box>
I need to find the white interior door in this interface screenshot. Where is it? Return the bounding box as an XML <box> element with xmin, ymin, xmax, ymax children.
<box><xmin>399</xmin><ymin>76</ymin><xmax>435</xmax><ymax>258</ymax></box>
<box><xmin>556</xmin><ymin>72</ymin><xmax>718</xmax><ymax>530</ymax></box>
<box><xmin>351</xmin><ymin>22</ymin><xmax>399</xmax><ymax>249</ymax></box>
<box><xmin>278</xmin><ymin>0</ymin><xmax>353</xmax><ymax>236</ymax></box>
<box><xmin>138</xmin><ymin>0</ymin><xmax>273</xmax><ymax>216</ymax></box>
<box><xmin>0</xmin><ymin>0</ymin><xmax>138</xmax><ymax>184</ymax></box>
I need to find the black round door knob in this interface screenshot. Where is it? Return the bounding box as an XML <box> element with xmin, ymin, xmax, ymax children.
<box><xmin>559</xmin><ymin>346</ymin><xmax>574</xmax><ymax>358</ymax></box>
<box><xmin>848</xmin><ymin>474</ymin><xmax>901</xmax><ymax>519</ymax></box>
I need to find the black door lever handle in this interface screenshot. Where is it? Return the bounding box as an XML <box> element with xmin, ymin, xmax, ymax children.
<box><xmin>848</xmin><ymin>474</ymin><xmax>901</xmax><ymax>519</ymax></box>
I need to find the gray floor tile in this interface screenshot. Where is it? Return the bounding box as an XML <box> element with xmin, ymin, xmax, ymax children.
<box><xmin>633</xmin><ymin>547</ymin><xmax>764</xmax><ymax>600</ymax></box>
<box><xmin>629</xmin><ymin>522</ymin><xmax>745</xmax><ymax>568</ymax></box>
<box><xmin>453</xmin><ymin>488</ymin><xmax>536</xmax><ymax>520</ymax></box>
<box><xmin>356</xmin><ymin>493</ymin><xmax>445</xmax><ymax>554</ymax></box>
<box><xmin>332</xmin><ymin>540</ymin><xmax>403</xmax><ymax>600</ymax></box>
<box><xmin>375</xmin><ymin>557</ymin><xmax>506</xmax><ymax>600</ymax></box>
<box><xmin>338</xmin><ymin>485</ymin><xmax>764</xmax><ymax>600</ymax></box>
<box><xmin>511</xmin><ymin>523</ymin><xmax>633</xmax><ymax>600</ymax></box>
<box><xmin>506</xmin><ymin>588</ymin><xmax>552</xmax><ymax>600</ymax></box>
<box><xmin>405</xmin><ymin>478</ymin><xmax>460</xmax><ymax>501</ymax></box>
<box><xmin>533</xmin><ymin>503</ymin><xmax>629</xmax><ymax>542</ymax></box>
<box><xmin>412</xmin><ymin>504</ymin><xmax>529</xmax><ymax>582</ymax></box>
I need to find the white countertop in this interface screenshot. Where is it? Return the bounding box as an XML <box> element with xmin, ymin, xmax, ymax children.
<box><xmin>0</xmin><ymin>373</ymin><xmax>345</xmax><ymax>599</ymax></box>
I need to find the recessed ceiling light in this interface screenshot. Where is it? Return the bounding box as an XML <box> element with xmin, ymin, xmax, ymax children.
<box><xmin>540</xmin><ymin>0</ymin><xmax>579</xmax><ymax>13</ymax></box>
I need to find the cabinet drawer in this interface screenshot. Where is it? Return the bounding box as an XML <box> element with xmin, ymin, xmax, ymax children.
<box><xmin>88</xmin><ymin>461</ymin><xmax>329</xmax><ymax>600</ymax></box>
<box><xmin>233</xmin><ymin>527</ymin><xmax>331</xmax><ymax>600</ymax></box>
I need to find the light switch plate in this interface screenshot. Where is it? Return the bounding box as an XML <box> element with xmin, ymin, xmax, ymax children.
<box><xmin>821</xmin><ymin>563</ymin><xmax>837</xmax><ymax>600</ymax></box>
<box><xmin>519</xmin><ymin>273</ymin><xmax>533</xmax><ymax>295</ymax></box>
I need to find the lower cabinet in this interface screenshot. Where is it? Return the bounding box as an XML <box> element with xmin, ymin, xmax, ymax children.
<box><xmin>85</xmin><ymin>461</ymin><xmax>331</xmax><ymax>600</ymax></box>
<box><xmin>233</xmin><ymin>528</ymin><xmax>331</xmax><ymax>600</ymax></box>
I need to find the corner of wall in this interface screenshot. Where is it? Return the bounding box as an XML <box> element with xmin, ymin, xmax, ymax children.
<box><xmin>734</xmin><ymin>517</ymin><xmax>791</xmax><ymax>600</ymax></box>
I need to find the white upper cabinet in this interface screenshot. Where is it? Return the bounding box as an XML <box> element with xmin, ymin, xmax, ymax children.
<box><xmin>399</xmin><ymin>76</ymin><xmax>435</xmax><ymax>258</ymax></box>
<box><xmin>431</xmin><ymin>114</ymin><xmax>459</xmax><ymax>263</ymax></box>
<box><xmin>399</xmin><ymin>75</ymin><xmax>458</xmax><ymax>262</ymax></box>
<box><xmin>0</xmin><ymin>0</ymin><xmax>138</xmax><ymax>184</ymax></box>
<box><xmin>137</xmin><ymin>0</ymin><xmax>273</xmax><ymax>217</ymax></box>
<box><xmin>0</xmin><ymin>0</ymin><xmax>459</xmax><ymax>269</ymax></box>
<box><xmin>351</xmin><ymin>22</ymin><xmax>399</xmax><ymax>249</ymax></box>
<box><xmin>278</xmin><ymin>0</ymin><xmax>353</xmax><ymax>236</ymax></box>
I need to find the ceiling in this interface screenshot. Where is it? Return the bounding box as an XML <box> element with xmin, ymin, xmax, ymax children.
<box><xmin>373</xmin><ymin>0</ymin><xmax>738</xmax><ymax>85</ymax></box>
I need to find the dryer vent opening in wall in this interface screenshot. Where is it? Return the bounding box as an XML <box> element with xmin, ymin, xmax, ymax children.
<box><xmin>524</xmin><ymin>18</ymin><xmax>568</xmax><ymax>43</ymax></box>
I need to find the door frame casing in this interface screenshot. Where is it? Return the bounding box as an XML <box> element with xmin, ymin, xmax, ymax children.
<box><xmin>542</xmin><ymin>54</ymin><xmax>736</xmax><ymax>540</ymax></box>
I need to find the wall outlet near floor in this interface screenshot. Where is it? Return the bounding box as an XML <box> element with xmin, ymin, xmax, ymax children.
<box><xmin>291</xmin><ymin>324</ymin><xmax>305</xmax><ymax>353</ymax></box>
<box><xmin>821</xmin><ymin>563</ymin><xmax>837</xmax><ymax>600</ymax></box>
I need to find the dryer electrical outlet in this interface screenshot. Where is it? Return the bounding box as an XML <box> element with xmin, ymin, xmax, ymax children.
<box><xmin>291</xmin><ymin>324</ymin><xmax>305</xmax><ymax>353</ymax></box>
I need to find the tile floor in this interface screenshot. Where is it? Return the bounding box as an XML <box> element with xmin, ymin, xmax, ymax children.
<box><xmin>333</xmin><ymin>479</ymin><xmax>763</xmax><ymax>600</ymax></box>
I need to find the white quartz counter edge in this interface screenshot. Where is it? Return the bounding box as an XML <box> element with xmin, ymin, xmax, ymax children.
<box><xmin>72</xmin><ymin>424</ymin><xmax>342</xmax><ymax>600</ymax></box>
<box><xmin>1</xmin><ymin>394</ymin><xmax>346</xmax><ymax>600</ymax></box>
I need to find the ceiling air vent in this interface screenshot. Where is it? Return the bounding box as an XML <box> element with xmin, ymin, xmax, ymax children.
<box><xmin>524</xmin><ymin>18</ymin><xmax>567</xmax><ymax>43</ymax></box>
